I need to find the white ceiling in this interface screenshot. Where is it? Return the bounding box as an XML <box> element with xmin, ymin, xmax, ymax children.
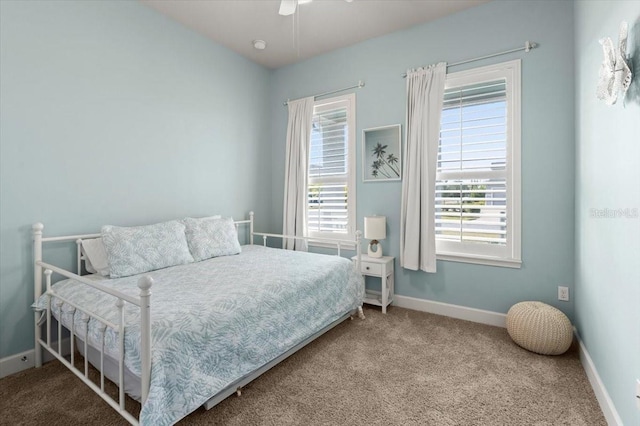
<box><xmin>141</xmin><ymin>0</ymin><xmax>489</xmax><ymax>69</ymax></box>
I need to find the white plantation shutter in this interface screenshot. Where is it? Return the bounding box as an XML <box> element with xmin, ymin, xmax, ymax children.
<box><xmin>436</xmin><ymin>81</ymin><xmax>507</xmax><ymax>244</ymax></box>
<box><xmin>435</xmin><ymin>61</ymin><xmax>521</xmax><ymax>267</ymax></box>
<box><xmin>307</xmin><ymin>94</ymin><xmax>356</xmax><ymax>241</ymax></box>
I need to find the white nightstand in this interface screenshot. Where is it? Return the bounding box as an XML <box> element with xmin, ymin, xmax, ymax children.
<box><xmin>351</xmin><ymin>254</ymin><xmax>395</xmax><ymax>314</ymax></box>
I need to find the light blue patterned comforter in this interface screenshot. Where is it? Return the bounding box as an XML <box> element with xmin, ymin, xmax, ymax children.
<box><xmin>34</xmin><ymin>245</ymin><xmax>364</xmax><ymax>426</ymax></box>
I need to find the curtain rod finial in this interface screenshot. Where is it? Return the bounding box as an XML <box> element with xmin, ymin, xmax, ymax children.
<box><xmin>525</xmin><ymin>41</ymin><xmax>538</xmax><ymax>52</ymax></box>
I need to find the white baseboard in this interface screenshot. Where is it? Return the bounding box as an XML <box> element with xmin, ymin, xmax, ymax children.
<box><xmin>0</xmin><ymin>349</ymin><xmax>36</xmax><ymax>378</ymax></box>
<box><xmin>574</xmin><ymin>328</ymin><xmax>623</xmax><ymax>426</ymax></box>
<box><xmin>0</xmin><ymin>339</ymin><xmax>71</xmax><ymax>379</ymax></box>
<box><xmin>393</xmin><ymin>295</ymin><xmax>507</xmax><ymax>328</ymax></box>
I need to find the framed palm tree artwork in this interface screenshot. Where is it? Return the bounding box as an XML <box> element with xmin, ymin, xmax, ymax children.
<box><xmin>362</xmin><ymin>124</ymin><xmax>402</xmax><ymax>182</ymax></box>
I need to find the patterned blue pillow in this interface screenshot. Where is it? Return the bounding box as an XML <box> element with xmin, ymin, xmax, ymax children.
<box><xmin>102</xmin><ymin>220</ymin><xmax>194</xmax><ymax>278</ymax></box>
<box><xmin>183</xmin><ymin>216</ymin><xmax>241</xmax><ymax>261</ymax></box>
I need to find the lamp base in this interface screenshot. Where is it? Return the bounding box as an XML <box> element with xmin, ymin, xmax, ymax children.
<box><xmin>368</xmin><ymin>240</ymin><xmax>383</xmax><ymax>258</ymax></box>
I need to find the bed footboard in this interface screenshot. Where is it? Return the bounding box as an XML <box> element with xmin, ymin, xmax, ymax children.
<box><xmin>32</xmin><ymin>223</ymin><xmax>152</xmax><ymax>425</ymax></box>
<box><xmin>252</xmin><ymin>230</ymin><xmax>363</xmax><ymax>271</ymax></box>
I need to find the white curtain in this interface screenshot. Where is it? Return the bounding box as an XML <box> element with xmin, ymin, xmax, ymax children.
<box><xmin>400</xmin><ymin>63</ymin><xmax>446</xmax><ymax>272</ymax></box>
<box><xmin>282</xmin><ymin>96</ymin><xmax>315</xmax><ymax>251</ymax></box>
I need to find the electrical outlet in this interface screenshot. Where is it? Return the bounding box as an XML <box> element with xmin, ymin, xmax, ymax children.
<box><xmin>558</xmin><ymin>286</ymin><xmax>569</xmax><ymax>301</ymax></box>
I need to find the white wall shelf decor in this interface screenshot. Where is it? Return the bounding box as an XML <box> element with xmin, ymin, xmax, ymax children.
<box><xmin>362</xmin><ymin>124</ymin><xmax>402</xmax><ymax>182</ymax></box>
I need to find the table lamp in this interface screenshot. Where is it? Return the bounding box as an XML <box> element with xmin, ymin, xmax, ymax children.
<box><xmin>364</xmin><ymin>216</ymin><xmax>386</xmax><ymax>258</ymax></box>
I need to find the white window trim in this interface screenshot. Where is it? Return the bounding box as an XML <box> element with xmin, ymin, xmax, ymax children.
<box><xmin>307</xmin><ymin>93</ymin><xmax>357</xmax><ymax>249</ymax></box>
<box><xmin>435</xmin><ymin>60</ymin><xmax>521</xmax><ymax>268</ymax></box>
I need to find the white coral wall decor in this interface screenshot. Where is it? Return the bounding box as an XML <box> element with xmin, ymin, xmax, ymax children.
<box><xmin>596</xmin><ymin>21</ymin><xmax>633</xmax><ymax>105</ymax></box>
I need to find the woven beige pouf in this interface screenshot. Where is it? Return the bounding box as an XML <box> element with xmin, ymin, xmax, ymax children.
<box><xmin>506</xmin><ymin>301</ymin><xmax>573</xmax><ymax>355</ymax></box>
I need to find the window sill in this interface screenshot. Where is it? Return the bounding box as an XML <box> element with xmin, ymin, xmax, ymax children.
<box><xmin>436</xmin><ymin>252</ymin><xmax>522</xmax><ymax>269</ymax></box>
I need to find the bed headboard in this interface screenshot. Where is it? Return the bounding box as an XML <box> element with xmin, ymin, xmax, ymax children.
<box><xmin>34</xmin><ymin>211</ymin><xmax>255</xmax><ymax>278</ymax></box>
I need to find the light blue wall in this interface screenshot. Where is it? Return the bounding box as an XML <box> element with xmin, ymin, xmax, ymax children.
<box><xmin>270</xmin><ymin>1</ymin><xmax>576</xmax><ymax>317</ymax></box>
<box><xmin>0</xmin><ymin>1</ymin><xmax>272</xmax><ymax>358</ymax></box>
<box><xmin>574</xmin><ymin>1</ymin><xmax>640</xmax><ymax>424</ymax></box>
<box><xmin>7</xmin><ymin>6</ymin><xmax>635</xmax><ymax>423</ymax></box>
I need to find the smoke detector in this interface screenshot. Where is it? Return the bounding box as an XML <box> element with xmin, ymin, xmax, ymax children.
<box><xmin>252</xmin><ymin>40</ymin><xmax>267</xmax><ymax>50</ymax></box>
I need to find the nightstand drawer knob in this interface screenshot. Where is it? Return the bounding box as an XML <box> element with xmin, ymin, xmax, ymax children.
<box><xmin>365</xmin><ymin>266</ymin><xmax>370</xmax><ymax>270</ymax></box>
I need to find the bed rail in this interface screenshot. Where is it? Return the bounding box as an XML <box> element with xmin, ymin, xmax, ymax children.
<box><xmin>252</xmin><ymin>230</ymin><xmax>363</xmax><ymax>280</ymax></box>
<box><xmin>234</xmin><ymin>211</ymin><xmax>254</xmax><ymax>246</ymax></box>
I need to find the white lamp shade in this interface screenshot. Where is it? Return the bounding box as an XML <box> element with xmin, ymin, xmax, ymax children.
<box><xmin>364</xmin><ymin>216</ymin><xmax>386</xmax><ymax>240</ymax></box>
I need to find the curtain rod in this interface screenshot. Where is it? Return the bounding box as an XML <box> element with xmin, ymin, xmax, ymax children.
<box><xmin>401</xmin><ymin>41</ymin><xmax>538</xmax><ymax>78</ymax></box>
<box><xmin>283</xmin><ymin>80</ymin><xmax>365</xmax><ymax>106</ymax></box>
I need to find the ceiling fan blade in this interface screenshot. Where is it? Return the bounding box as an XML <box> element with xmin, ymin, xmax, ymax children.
<box><xmin>279</xmin><ymin>0</ymin><xmax>297</xmax><ymax>16</ymax></box>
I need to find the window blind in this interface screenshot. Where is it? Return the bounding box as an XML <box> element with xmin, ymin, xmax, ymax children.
<box><xmin>436</xmin><ymin>79</ymin><xmax>508</xmax><ymax>245</ymax></box>
<box><xmin>307</xmin><ymin>104</ymin><xmax>349</xmax><ymax>234</ymax></box>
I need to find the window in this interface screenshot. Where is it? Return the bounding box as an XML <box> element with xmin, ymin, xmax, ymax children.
<box><xmin>435</xmin><ymin>60</ymin><xmax>521</xmax><ymax>268</ymax></box>
<box><xmin>306</xmin><ymin>93</ymin><xmax>356</xmax><ymax>245</ymax></box>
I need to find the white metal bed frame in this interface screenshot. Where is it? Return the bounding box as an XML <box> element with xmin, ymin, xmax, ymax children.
<box><xmin>32</xmin><ymin>212</ymin><xmax>363</xmax><ymax>425</ymax></box>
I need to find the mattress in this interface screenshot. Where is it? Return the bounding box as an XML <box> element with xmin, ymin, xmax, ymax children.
<box><xmin>34</xmin><ymin>245</ymin><xmax>364</xmax><ymax>426</ymax></box>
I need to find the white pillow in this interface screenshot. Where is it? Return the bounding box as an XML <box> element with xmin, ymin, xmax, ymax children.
<box><xmin>83</xmin><ymin>252</ymin><xmax>97</xmax><ymax>274</ymax></box>
<box><xmin>102</xmin><ymin>220</ymin><xmax>194</xmax><ymax>278</ymax></box>
<box><xmin>197</xmin><ymin>215</ymin><xmax>222</xmax><ymax>220</ymax></box>
<box><xmin>183</xmin><ymin>216</ymin><xmax>241</xmax><ymax>261</ymax></box>
<box><xmin>81</xmin><ymin>238</ymin><xmax>110</xmax><ymax>277</ymax></box>
<box><xmin>178</xmin><ymin>215</ymin><xmax>221</xmax><ymax>226</ymax></box>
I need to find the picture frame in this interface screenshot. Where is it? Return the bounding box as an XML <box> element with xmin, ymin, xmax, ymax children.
<box><xmin>362</xmin><ymin>124</ymin><xmax>402</xmax><ymax>182</ymax></box>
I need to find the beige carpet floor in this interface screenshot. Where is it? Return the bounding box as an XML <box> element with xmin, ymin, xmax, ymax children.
<box><xmin>0</xmin><ymin>306</ymin><xmax>605</xmax><ymax>425</ymax></box>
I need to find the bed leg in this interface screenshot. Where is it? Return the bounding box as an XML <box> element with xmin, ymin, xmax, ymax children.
<box><xmin>236</xmin><ymin>387</ymin><xmax>242</xmax><ymax>397</ymax></box>
<box><xmin>357</xmin><ymin>306</ymin><xmax>365</xmax><ymax>320</ymax></box>
<box><xmin>34</xmin><ymin>312</ymin><xmax>42</xmax><ymax>368</ymax></box>
<box><xmin>33</xmin><ymin>223</ymin><xmax>44</xmax><ymax>368</ymax></box>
